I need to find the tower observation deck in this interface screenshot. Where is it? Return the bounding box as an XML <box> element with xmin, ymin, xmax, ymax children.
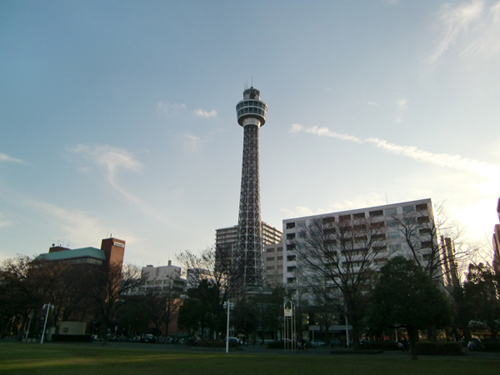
<box><xmin>235</xmin><ymin>87</ymin><xmax>268</xmax><ymax>288</ymax></box>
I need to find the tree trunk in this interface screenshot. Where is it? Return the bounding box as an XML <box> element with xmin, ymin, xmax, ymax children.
<box><xmin>407</xmin><ymin>326</ymin><xmax>419</xmax><ymax>360</ymax></box>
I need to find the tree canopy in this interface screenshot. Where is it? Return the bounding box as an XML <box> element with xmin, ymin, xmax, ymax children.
<box><xmin>369</xmin><ymin>256</ymin><xmax>450</xmax><ymax>359</ymax></box>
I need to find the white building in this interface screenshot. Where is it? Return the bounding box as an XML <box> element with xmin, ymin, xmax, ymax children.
<box><xmin>127</xmin><ymin>260</ymin><xmax>187</xmax><ymax>296</ymax></box>
<box><xmin>264</xmin><ymin>198</ymin><xmax>444</xmax><ymax>295</ymax></box>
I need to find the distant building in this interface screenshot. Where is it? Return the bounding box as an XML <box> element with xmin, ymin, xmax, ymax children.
<box><xmin>215</xmin><ymin>222</ymin><xmax>282</xmax><ymax>278</ymax></box>
<box><xmin>124</xmin><ymin>260</ymin><xmax>187</xmax><ymax>296</ymax></box>
<box><xmin>493</xmin><ymin>198</ymin><xmax>500</xmax><ymax>273</ymax></box>
<box><xmin>263</xmin><ymin>242</ymin><xmax>284</xmax><ymax>287</ymax></box>
<box><xmin>278</xmin><ymin>198</ymin><xmax>443</xmax><ymax>296</ymax></box>
<box><xmin>37</xmin><ymin>237</ymin><xmax>125</xmax><ymax>269</ymax></box>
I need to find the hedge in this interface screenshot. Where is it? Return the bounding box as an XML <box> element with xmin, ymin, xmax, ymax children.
<box><xmin>51</xmin><ymin>334</ymin><xmax>92</xmax><ymax>342</ymax></box>
<box><xmin>416</xmin><ymin>341</ymin><xmax>462</xmax><ymax>355</ymax></box>
<box><xmin>197</xmin><ymin>340</ymin><xmax>238</xmax><ymax>348</ymax></box>
<box><xmin>362</xmin><ymin>341</ymin><xmax>400</xmax><ymax>351</ymax></box>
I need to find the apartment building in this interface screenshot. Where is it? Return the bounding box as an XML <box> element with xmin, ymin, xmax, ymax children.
<box><xmin>277</xmin><ymin>199</ymin><xmax>443</xmax><ymax>301</ymax></box>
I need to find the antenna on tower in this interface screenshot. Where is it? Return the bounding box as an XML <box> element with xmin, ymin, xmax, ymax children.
<box><xmin>251</xmin><ymin>76</ymin><xmax>253</xmax><ymax>87</ymax></box>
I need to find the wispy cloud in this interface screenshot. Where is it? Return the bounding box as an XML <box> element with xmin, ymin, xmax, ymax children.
<box><xmin>69</xmin><ymin>144</ymin><xmax>142</xmax><ymax>204</ymax></box>
<box><xmin>181</xmin><ymin>133</ymin><xmax>203</xmax><ymax>153</ymax></box>
<box><xmin>193</xmin><ymin>108</ymin><xmax>218</xmax><ymax>118</ymax></box>
<box><xmin>157</xmin><ymin>101</ymin><xmax>187</xmax><ymax>116</ymax></box>
<box><xmin>25</xmin><ymin>200</ymin><xmax>105</xmax><ymax>247</ymax></box>
<box><xmin>290</xmin><ymin>124</ymin><xmax>500</xmax><ymax>179</ymax></box>
<box><xmin>424</xmin><ymin>0</ymin><xmax>500</xmax><ymax>65</ymax></box>
<box><xmin>68</xmin><ymin>144</ymin><xmax>178</xmax><ymax>226</ymax></box>
<box><xmin>396</xmin><ymin>98</ymin><xmax>409</xmax><ymax>123</ymax></box>
<box><xmin>0</xmin><ymin>152</ymin><xmax>23</xmax><ymax>163</ymax></box>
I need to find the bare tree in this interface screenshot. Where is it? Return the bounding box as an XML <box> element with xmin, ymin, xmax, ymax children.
<box><xmin>296</xmin><ymin>214</ymin><xmax>386</xmax><ymax>349</ymax></box>
<box><xmin>87</xmin><ymin>263</ymin><xmax>144</xmax><ymax>344</ymax></box>
<box><xmin>137</xmin><ymin>288</ymin><xmax>182</xmax><ymax>336</ymax></box>
<box><xmin>388</xmin><ymin>202</ymin><xmax>475</xmax><ymax>281</ymax></box>
<box><xmin>177</xmin><ymin>248</ymin><xmax>242</xmax><ymax>339</ymax></box>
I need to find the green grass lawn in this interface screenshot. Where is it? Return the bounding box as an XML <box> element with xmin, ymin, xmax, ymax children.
<box><xmin>0</xmin><ymin>342</ymin><xmax>499</xmax><ymax>375</ymax></box>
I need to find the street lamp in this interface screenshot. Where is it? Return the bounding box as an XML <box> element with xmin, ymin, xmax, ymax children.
<box><xmin>223</xmin><ymin>300</ymin><xmax>234</xmax><ymax>354</ymax></box>
<box><xmin>40</xmin><ymin>303</ymin><xmax>54</xmax><ymax>344</ymax></box>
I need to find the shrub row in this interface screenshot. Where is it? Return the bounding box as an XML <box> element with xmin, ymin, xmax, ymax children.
<box><xmin>197</xmin><ymin>340</ymin><xmax>238</xmax><ymax>348</ymax></box>
<box><xmin>484</xmin><ymin>341</ymin><xmax>500</xmax><ymax>352</ymax></box>
<box><xmin>51</xmin><ymin>334</ymin><xmax>92</xmax><ymax>342</ymax></box>
<box><xmin>362</xmin><ymin>341</ymin><xmax>400</xmax><ymax>351</ymax></box>
<box><xmin>416</xmin><ymin>342</ymin><xmax>462</xmax><ymax>355</ymax></box>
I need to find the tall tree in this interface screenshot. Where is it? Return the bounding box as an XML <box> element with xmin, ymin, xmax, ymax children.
<box><xmin>87</xmin><ymin>263</ymin><xmax>144</xmax><ymax>344</ymax></box>
<box><xmin>369</xmin><ymin>257</ymin><xmax>450</xmax><ymax>360</ymax></box>
<box><xmin>464</xmin><ymin>262</ymin><xmax>500</xmax><ymax>338</ymax></box>
<box><xmin>177</xmin><ymin>248</ymin><xmax>242</xmax><ymax>339</ymax></box>
<box><xmin>296</xmin><ymin>215</ymin><xmax>386</xmax><ymax>349</ymax></box>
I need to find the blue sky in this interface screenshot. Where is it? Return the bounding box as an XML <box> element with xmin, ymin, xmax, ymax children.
<box><xmin>1</xmin><ymin>0</ymin><xmax>499</xmax><ymax>266</ymax></box>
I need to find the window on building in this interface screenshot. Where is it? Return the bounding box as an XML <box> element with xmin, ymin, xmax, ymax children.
<box><xmin>277</xmin><ymin>256</ymin><xmax>283</xmax><ymax>260</ymax></box>
<box><xmin>277</xmin><ymin>247</ymin><xmax>283</xmax><ymax>252</ymax></box>
<box><xmin>267</xmin><ymin>257</ymin><xmax>275</xmax><ymax>261</ymax></box>
<box><xmin>388</xmin><ymin>244</ymin><xmax>402</xmax><ymax>252</ymax></box>
<box><xmin>421</xmin><ymin>241</ymin><xmax>433</xmax><ymax>248</ymax></box>
<box><xmin>297</xmin><ymin>221</ymin><xmax>306</xmax><ymax>228</ymax></box>
<box><xmin>286</xmin><ymin>233</ymin><xmax>296</xmax><ymax>240</ymax></box>
<box><xmin>339</xmin><ymin>214</ymin><xmax>351</xmax><ymax>222</ymax></box>
<box><xmin>417</xmin><ymin>216</ymin><xmax>430</xmax><ymax>224</ymax></box>
<box><xmin>369</xmin><ymin>210</ymin><xmax>383</xmax><ymax>217</ymax></box>
<box><xmin>419</xmin><ymin>228</ymin><xmax>432</xmax><ymax>235</ymax></box>
<box><xmin>385</xmin><ymin>208</ymin><xmax>397</xmax><ymax>215</ymax></box>
<box><xmin>288</xmin><ymin>244</ymin><xmax>296</xmax><ymax>250</ymax></box>
<box><xmin>416</xmin><ymin>203</ymin><xmax>428</xmax><ymax>211</ymax></box>
<box><xmin>286</xmin><ymin>222</ymin><xmax>296</xmax><ymax>229</ymax></box>
<box><xmin>266</xmin><ymin>248</ymin><xmax>275</xmax><ymax>253</ymax></box>
<box><xmin>403</xmin><ymin>205</ymin><xmax>415</xmax><ymax>213</ymax></box>
<box><xmin>266</xmin><ymin>266</ymin><xmax>275</xmax><ymax>270</ymax></box>
<box><xmin>287</xmin><ymin>255</ymin><xmax>296</xmax><ymax>261</ymax></box>
<box><xmin>354</xmin><ymin>212</ymin><xmax>366</xmax><ymax>219</ymax></box>
<box><xmin>388</xmin><ymin>232</ymin><xmax>400</xmax><ymax>239</ymax></box>
<box><xmin>287</xmin><ymin>266</ymin><xmax>297</xmax><ymax>272</ymax></box>
<box><xmin>322</xmin><ymin>216</ymin><xmax>335</xmax><ymax>224</ymax></box>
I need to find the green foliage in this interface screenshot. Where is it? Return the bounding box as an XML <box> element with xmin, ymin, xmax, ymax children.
<box><xmin>369</xmin><ymin>257</ymin><xmax>451</xmax><ymax>332</ymax></box>
<box><xmin>362</xmin><ymin>341</ymin><xmax>400</xmax><ymax>351</ymax></box>
<box><xmin>415</xmin><ymin>341</ymin><xmax>462</xmax><ymax>355</ymax></box>
<box><xmin>464</xmin><ymin>263</ymin><xmax>500</xmax><ymax>338</ymax></box>
<box><xmin>267</xmin><ymin>341</ymin><xmax>286</xmax><ymax>349</ymax></box>
<box><xmin>483</xmin><ymin>340</ymin><xmax>500</xmax><ymax>352</ymax></box>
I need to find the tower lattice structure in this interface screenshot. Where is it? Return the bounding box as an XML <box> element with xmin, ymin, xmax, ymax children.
<box><xmin>235</xmin><ymin>87</ymin><xmax>268</xmax><ymax>288</ymax></box>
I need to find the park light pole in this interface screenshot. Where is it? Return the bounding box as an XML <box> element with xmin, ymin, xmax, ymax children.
<box><xmin>223</xmin><ymin>300</ymin><xmax>234</xmax><ymax>353</ymax></box>
<box><xmin>40</xmin><ymin>303</ymin><xmax>54</xmax><ymax>344</ymax></box>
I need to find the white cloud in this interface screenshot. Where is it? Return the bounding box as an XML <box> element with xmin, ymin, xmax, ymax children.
<box><xmin>290</xmin><ymin>124</ymin><xmax>500</xmax><ymax>189</ymax></box>
<box><xmin>398</xmin><ymin>98</ymin><xmax>409</xmax><ymax>111</ymax></box>
<box><xmin>69</xmin><ymin>144</ymin><xmax>142</xmax><ymax>204</ymax></box>
<box><xmin>281</xmin><ymin>205</ymin><xmax>315</xmax><ymax>218</ymax></box>
<box><xmin>424</xmin><ymin>0</ymin><xmax>500</xmax><ymax>65</ymax></box>
<box><xmin>157</xmin><ymin>101</ymin><xmax>186</xmax><ymax>116</ymax></box>
<box><xmin>290</xmin><ymin>124</ymin><xmax>363</xmax><ymax>143</ymax></box>
<box><xmin>181</xmin><ymin>133</ymin><xmax>202</xmax><ymax>153</ymax></box>
<box><xmin>25</xmin><ymin>200</ymin><xmax>105</xmax><ymax>248</ymax></box>
<box><xmin>193</xmin><ymin>108</ymin><xmax>218</xmax><ymax>118</ymax></box>
<box><xmin>0</xmin><ymin>152</ymin><xmax>23</xmax><ymax>163</ymax></box>
<box><xmin>367</xmin><ymin>101</ymin><xmax>379</xmax><ymax>107</ymax></box>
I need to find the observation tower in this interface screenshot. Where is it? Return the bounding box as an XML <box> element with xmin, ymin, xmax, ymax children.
<box><xmin>235</xmin><ymin>87</ymin><xmax>268</xmax><ymax>288</ymax></box>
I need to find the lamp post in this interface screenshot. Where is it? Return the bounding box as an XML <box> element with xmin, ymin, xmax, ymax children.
<box><xmin>40</xmin><ymin>303</ymin><xmax>54</xmax><ymax>344</ymax></box>
<box><xmin>223</xmin><ymin>300</ymin><xmax>234</xmax><ymax>354</ymax></box>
